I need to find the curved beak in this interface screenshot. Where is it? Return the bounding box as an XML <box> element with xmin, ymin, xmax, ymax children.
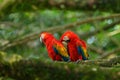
<box><xmin>62</xmin><ymin>36</ymin><xmax>70</xmax><ymax>49</ymax></box>
<box><xmin>63</xmin><ymin>36</ymin><xmax>70</xmax><ymax>43</ymax></box>
<box><xmin>40</xmin><ymin>37</ymin><xmax>42</xmax><ymax>43</ymax></box>
<box><xmin>40</xmin><ymin>33</ymin><xmax>45</xmax><ymax>43</ymax></box>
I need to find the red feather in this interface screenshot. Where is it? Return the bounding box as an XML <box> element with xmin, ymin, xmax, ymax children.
<box><xmin>40</xmin><ymin>32</ymin><xmax>69</xmax><ymax>61</ymax></box>
<box><xmin>60</xmin><ymin>30</ymin><xmax>88</xmax><ymax>61</ymax></box>
<box><xmin>40</xmin><ymin>32</ymin><xmax>62</xmax><ymax>61</ymax></box>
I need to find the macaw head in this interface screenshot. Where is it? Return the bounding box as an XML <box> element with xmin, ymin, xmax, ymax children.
<box><xmin>60</xmin><ymin>30</ymin><xmax>79</xmax><ymax>44</ymax></box>
<box><xmin>40</xmin><ymin>32</ymin><xmax>54</xmax><ymax>43</ymax></box>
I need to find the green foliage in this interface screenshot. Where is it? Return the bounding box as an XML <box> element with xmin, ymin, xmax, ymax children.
<box><xmin>0</xmin><ymin>0</ymin><xmax>3</xmax><ymax>3</ymax></box>
<box><xmin>0</xmin><ymin>1</ymin><xmax>120</xmax><ymax>79</ymax></box>
<box><xmin>0</xmin><ymin>9</ymin><xmax>120</xmax><ymax>61</ymax></box>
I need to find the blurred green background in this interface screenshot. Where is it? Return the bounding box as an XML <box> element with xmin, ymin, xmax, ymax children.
<box><xmin>0</xmin><ymin>0</ymin><xmax>120</xmax><ymax>62</ymax></box>
<box><xmin>0</xmin><ymin>0</ymin><xmax>120</xmax><ymax>79</ymax></box>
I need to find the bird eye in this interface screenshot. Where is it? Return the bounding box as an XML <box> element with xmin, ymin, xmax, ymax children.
<box><xmin>62</xmin><ymin>40</ymin><xmax>70</xmax><ymax>43</ymax></box>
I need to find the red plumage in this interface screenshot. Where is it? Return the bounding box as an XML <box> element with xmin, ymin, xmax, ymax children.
<box><xmin>40</xmin><ymin>32</ymin><xmax>69</xmax><ymax>61</ymax></box>
<box><xmin>60</xmin><ymin>30</ymin><xmax>88</xmax><ymax>61</ymax></box>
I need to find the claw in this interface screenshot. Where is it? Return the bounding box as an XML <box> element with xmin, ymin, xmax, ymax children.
<box><xmin>75</xmin><ymin>59</ymin><xmax>82</xmax><ymax>64</ymax></box>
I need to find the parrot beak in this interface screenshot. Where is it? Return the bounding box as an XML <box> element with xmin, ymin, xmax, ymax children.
<box><xmin>40</xmin><ymin>33</ymin><xmax>45</xmax><ymax>43</ymax></box>
<box><xmin>62</xmin><ymin>36</ymin><xmax>70</xmax><ymax>49</ymax></box>
<box><xmin>63</xmin><ymin>36</ymin><xmax>70</xmax><ymax>43</ymax></box>
<box><xmin>40</xmin><ymin>37</ymin><xmax>42</xmax><ymax>43</ymax></box>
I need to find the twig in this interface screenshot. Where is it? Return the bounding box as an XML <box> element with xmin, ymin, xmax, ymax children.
<box><xmin>109</xmin><ymin>37</ymin><xmax>120</xmax><ymax>47</ymax></box>
<box><xmin>1</xmin><ymin>14</ymin><xmax>120</xmax><ymax>50</ymax></box>
<box><xmin>0</xmin><ymin>0</ymin><xmax>15</xmax><ymax>18</ymax></box>
<box><xmin>0</xmin><ymin>21</ymin><xmax>22</xmax><ymax>28</ymax></box>
<box><xmin>98</xmin><ymin>47</ymin><xmax>120</xmax><ymax>59</ymax></box>
<box><xmin>88</xmin><ymin>45</ymin><xmax>105</xmax><ymax>55</ymax></box>
<box><xmin>0</xmin><ymin>0</ymin><xmax>14</xmax><ymax>11</ymax></box>
<box><xmin>0</xmin><ymin>0</ymin><xmax>120</xmax><ymax>15</ymax></box>
<box><xmin>82</xmin><ymin>20</ymin><xmax>120</xmax><ymax>55</ymax></box>
<box><xmin>78</xmin><ymin>56</ymin><xmax>120</xmax><ymax>67</ymax></box>
<box><xmin>107</xmin><ymin>29</ymin><xmax>120</xmax><ymax>37</ymax></box>
<box><xmin>80</xmin><ymin>20</ymin><xmax>120</xmax><ymax>38</ymax></box>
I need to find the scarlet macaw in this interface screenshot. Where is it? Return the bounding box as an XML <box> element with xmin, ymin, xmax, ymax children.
<box><xmin>60</xmin><ymin>30</ymin><xmax>89</xmax><ymax>61</ymax></box>
<box><xmin>40</xmin><ymin>32</ymin><xmax>70</xmax><ymax>61</ymax></box>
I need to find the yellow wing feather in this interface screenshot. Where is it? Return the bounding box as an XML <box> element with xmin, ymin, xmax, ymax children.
<box><xmin>82</xmin><ymin>47</ymin><xmax>89</xmax><ymax>58</ymax></box>
<box><xmin>54</xmin><ymin>42</ymin><xmax>69</xmax><ymax>58</ymax></box>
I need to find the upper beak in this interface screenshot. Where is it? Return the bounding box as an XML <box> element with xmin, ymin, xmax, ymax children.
<box><xmin>63</xmin><ymin>36</ymin><xmax>70</xmax><ymax>43</ymax></box>
<box><xmin>40</xmin><ymin>37</ymin><xmax>42</xmax><ymax>43</ymax></box>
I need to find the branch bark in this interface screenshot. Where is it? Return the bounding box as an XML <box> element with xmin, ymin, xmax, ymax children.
<box><xmin>98</xmin><ymin>47</ymin><xmax>120</xmax><ymax>59</ymax></box>
<box><xmin>0</xmin><ymin>0</ymin><xmax>120</xmax><ymax>18</ymax></box>
<box><xmin>0</xmin><ymin>56</ymin><xmax>120</xmax><ymax>80</ymax></box>
<box><xmin>88</xmin><ymin>45</ymin><xmax>105</xmax><ymax>55</ymax></box>
<box><xmin>79</xmin><ymin>20</ymin><xmax>120</xmax><ymax>38</ymax></box>
<box><xmin>79</xmin><ymin>56</ymin><xmax>120</xmax><ymax>67</ymax></box>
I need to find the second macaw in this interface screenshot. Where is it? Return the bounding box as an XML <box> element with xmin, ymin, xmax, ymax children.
<box><xmin>60</xmin><ymin>30</ymin><xmax>89</xmax><ymax>61</ymax></box>
<box><xmin>40</xmin><ymin>32</ymin><xmax>70</xmax><ymax>61</ymax></box>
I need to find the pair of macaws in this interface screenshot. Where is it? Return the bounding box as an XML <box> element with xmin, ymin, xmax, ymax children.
<box><xmin>39</xmin><ymin>30</ymin><xmax>89</xmax><ymax>62</ymax></box>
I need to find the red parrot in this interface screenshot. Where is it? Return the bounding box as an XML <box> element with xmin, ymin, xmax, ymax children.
<box><xmin>40</xmin><ymin>32</ymin><xmax>70</xmax><ymax>61</ymax></box>
<box><xmin>60</xmin><ymin>30</ymin><xmax>89</xmax><ymax>61</ymax></box>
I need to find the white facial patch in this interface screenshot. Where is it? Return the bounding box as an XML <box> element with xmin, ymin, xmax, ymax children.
<box><xmin>41</xmin><ymin>34</ymin><xmax>45</xmax><ymax>39</ymax></box>
<box><xmin>63</xmin><ymin>36</ymin><xmax>69</xmax><ymax>41</ymax></box>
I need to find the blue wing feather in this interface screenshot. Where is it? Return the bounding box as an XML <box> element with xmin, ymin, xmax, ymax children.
<box><xmin>77</xmin><ymin>46</ymin><xmax>88</xmax><ymax>60</ymax></box>
<box><xmin>53</xmin><ymin>46</ymin><xmax>69</xmax><ymax>61</ymax></box>
<box><xmin>53</xmin><ymin>47</ymin><xmax>59</xmax><ymax>54</ymax></box>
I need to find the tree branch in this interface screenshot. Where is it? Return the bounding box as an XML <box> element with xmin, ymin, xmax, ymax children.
<box><xmin>79</xmin><ymin>19</ymin><xmax>120</xmax><ymax>38</ymax></box>
<box><xmin>78</xmin><ymin>56</ymin><xmax>120</xmax><ymax>67</ymax></box>
<box><xmin>98</xmin><ymin>47</ymin><xmax>120</xmax><ymax>59</ymax></box>
<box><xmin>0</xmin><ymin>0</ymin><xmax>120</xmax><ymax>18</ymax></box>
<box><xmin>0</xmin><ymin>56</ymin><xmax>120</xmax><ymax>80</ymax></box>
<box><xmin>1</xmin><ymin>14</ymin><xmax>120</xmax><ymax>51</ymax></box>
<box><xmin>88</xmin><ymin>45</ymin><xmax>105</xmax><ymax>55</ymax></box>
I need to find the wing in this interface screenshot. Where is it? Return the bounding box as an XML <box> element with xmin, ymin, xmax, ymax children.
<box><xmin>77</xmin><ymin>46</ymin><xmax>89</xmax><ymax>60</ymax></box>
<box><xmin>53</xmin><ymin>41</ymin><xmax>70</xmax><ymax>61</ymax></box>
<box><xmin>77</xmin><ymin>42</ymin><xmax>89</xmax><ymax>60</ymax></box>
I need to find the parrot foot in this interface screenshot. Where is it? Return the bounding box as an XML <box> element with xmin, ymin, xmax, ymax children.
<box><xmin>75</xmin><ymin>59</ymin><xmax>82</xmax><ymax>64</ymax></box>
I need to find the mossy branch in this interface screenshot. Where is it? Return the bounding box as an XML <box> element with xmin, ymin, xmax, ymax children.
<box><xmin>78</xmin><ymin>56</ymin><xmax>120</xmax><ymax>67</ymax></box>
<box><xmin>0</xmin><ymin>56</ymin><xmax>120</xmax><ymax>80</ymax></box>
<box><xmin>98</xmin><ymin>47</ymin><xmax>120</xmax><ymax>59</ymax></box>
